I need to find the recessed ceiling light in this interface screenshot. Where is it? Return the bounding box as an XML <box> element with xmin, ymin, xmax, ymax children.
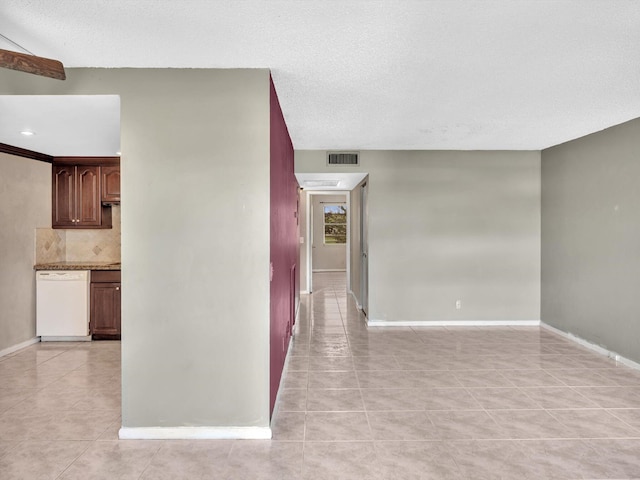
<box><xmin>20</xmin><ymin>130</ymin><xmax>35</xmax><ymax>136</ymax></box>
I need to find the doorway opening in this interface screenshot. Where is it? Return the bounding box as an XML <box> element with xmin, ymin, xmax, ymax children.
<box><xmin>295</xmin><ymin>173</ymin><xmax>369</xmax><ymax>317</ymax></box>
<box><xmin>0</xmin><ymin>92</ymin><xmax>122</xmax><ymax>393</ymax></box>
<box><xmin>311</xmin><ymin>192</ymin><xmax>349</xmax><ymax>274</ymax></box>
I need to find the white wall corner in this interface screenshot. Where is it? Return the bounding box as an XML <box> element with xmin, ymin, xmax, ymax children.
<box><xmin>0</xmin><ymin>337</ymin><xmax>40</xmax><ymax>358</ymax></box>
<box><xmin>541</xmin><ymin>322</ymin><xmax>640</xmax><ymax>371</ymax></box>
<box><xmin>119</xmin><ymin>426</ymin><xmax>272</xmax><ymax>440</ymax></box>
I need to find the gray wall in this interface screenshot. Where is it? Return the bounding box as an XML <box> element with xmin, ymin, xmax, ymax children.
<box><xmin>0</xmin><ymin>68</ymin><xmax>272</xmax><ymax>428</ymax></box>
<box><xmin>296</xmin><ymin>150</ymin><xmax>541</xmax><ymax>323</ymax></box>
<box><xmin>542</xmin><ymin>118</ymin><xmax>640</xmax><ymax>363</ymax></box>
<box><xmin>311</xmin><ymin>194</ymin><xmax>347</xmax><ymax>271</ymax></box>
<box><xmin>0</xmin><ymin>153</ymin><xmax>51</xmax><ymax>353</ymax></box>
<box><xmin>349</xmin><ymin>177</ymin><xmax>368</xmax><ymax>308</ymax></box>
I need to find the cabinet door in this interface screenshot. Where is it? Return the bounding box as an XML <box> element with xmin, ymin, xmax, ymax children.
<box><xmin>91</xmin><ymin>282</ymin><xmax>121</xmax><ymax>338</ymax></box>
<box><xmin>76</xmin><ymin>166</ymin><xmax>102</xmax><ymax>226</ymax></box>
<box><xmin>52</xmin><ymin>165</ymin><xmax>76</xmax><ymax>227</ymax></box>
<box><xmin>101</xmin><ymin>165</ymin><xmax>120</xmax><ymax>203</ymax></box>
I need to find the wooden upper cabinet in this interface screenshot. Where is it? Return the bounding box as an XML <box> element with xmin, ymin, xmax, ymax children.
<box><xmin>76</xmin><ymin>166</ymin><xmax>102</xmax><ymax>226</ymax></box>
<box><xmin>52</xmin><ymin>162</ymin><xmax>112</xmax><ymax>229</ymax></box>
<box><xmin>101</xmin><ymin>165</ymin><xmax>120</xmax><ymax>203</ymax></box>
<box><xmin>52</xmin><ymin>165</ymin><xmax>76</xmax><ymax>227</ymax></box>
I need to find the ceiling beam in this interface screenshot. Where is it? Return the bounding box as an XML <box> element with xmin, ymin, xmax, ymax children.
<box><xmin>0</xmin><ymin>48</ymin><xmax>66</xmax><ymax>80</ymax></box>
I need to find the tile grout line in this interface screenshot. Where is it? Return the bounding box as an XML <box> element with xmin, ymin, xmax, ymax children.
<box><xmin>51</xmin><ymin>439</ymin><xmax>94</xmax><ymax>480</ymax></box>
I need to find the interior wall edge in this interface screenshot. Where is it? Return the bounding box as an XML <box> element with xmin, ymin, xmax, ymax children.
<box><xmin>0</xmin><ymin>337</ymin><xmax>41</xmax><ymax>358</ymax></box>
<box><xmin>541</xmin><ymin>322</ymin><xmax>640</xmax><ymax>372</ymax></box>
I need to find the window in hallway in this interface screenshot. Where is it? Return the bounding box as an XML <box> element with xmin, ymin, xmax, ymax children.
<box><xmin>323</xmin><ymin>204</ymin><xmax>347</xmax><ymax>244</ymax></box>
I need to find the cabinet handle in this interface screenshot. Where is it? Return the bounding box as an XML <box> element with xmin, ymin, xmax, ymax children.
<box><xmin>115</xmin><ymin>287</ymin><xmax>120</xmax><ymax>290</ymax></box>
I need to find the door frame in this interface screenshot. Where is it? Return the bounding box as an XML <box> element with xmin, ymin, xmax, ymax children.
<box><xmin>305</xmin><ymin>190</ymin><xmax>351</xmax><ymax>293</ymax></box>
<box><xmin>360</xmin><ymin>181</ymin><xmax>368</xmax><ymax>316</ymax></box>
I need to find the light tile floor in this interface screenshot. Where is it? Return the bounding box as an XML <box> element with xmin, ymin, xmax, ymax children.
<box><xmin>1</xmin><ymin>272</ymin><xmax>640</xmax><ymax>478</ymax></box>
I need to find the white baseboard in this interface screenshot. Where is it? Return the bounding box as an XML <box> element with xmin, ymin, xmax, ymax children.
<box><xmin>271</xmin><ymin>333</ymin><xmax>295</xmax><ymax>423</ymax></box>
<box><xmin>312</xmin><ymin>269</ymin><xmax>346</xmax><ymax>272</ymax></box>
<box><xmin>541</xmin><ymin>322</ymin><xmax>640</xmax><ymax>371</ymax></box>
<box><xmin>349</xmin><ymin>290</ymin><xmax>362</xmax><ymax>310</ymax></box>
<box><xmin>119</xmin><ymin>426</ymin><xmax>272</xmax><ymax>440</ymax></box>
<box><xmin>0</xmin><ymin>337</ymin><xmax>40</xmax><ymax>358</ymax></box>
<box><xmin>40</xmin><ymin>335</ymin><xmax>91</xmax><ymax>342</ymax></box>
<box><xmin>367</xmin><ymin>319</ymin><xmax>541</xmax><ymax>327</ymax></box>
<box><xmin>294</xmin><ymin>301</ymin><xmax>301</xmax><ymax>329</ymax></box>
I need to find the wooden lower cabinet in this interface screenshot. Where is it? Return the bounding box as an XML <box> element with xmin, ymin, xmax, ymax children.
<box><xmin>91</xmin><ymin>271</ymin><xmax>121</xmax><ymax>339</ymax></box>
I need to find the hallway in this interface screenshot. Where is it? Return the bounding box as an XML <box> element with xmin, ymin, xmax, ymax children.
<box><xmin>0</xmin><ymin>272</ymin><xmax>640</xmax><ymax>478</ymax></box>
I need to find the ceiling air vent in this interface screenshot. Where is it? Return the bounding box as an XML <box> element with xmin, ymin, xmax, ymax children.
<box><xmin>327</xmin><ymin>152</ymin><xmax>359</xmax><ymax>166</ymax></box>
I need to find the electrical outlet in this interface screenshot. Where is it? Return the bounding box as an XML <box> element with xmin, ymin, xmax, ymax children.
<box><xmin>455</xmin><ymin>300</ymin><xmax>462</xmax><ymax>310</ymax></box>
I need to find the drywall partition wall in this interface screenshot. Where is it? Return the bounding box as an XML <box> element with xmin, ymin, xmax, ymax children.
<box><xmin>541</xmin><ymin>118</ymin><xmax>640</xmax><ymax>364</ymax></box>
<box><xmin>0</xmin><ymin>153</ymin><xmax>50</xmax><ymax>354</ymax></box>
<box><xmin>0</xmin><ymin>68</ymin><xmax>272</xmax><ymax>435</ymax></box>
<box><xmin>269</xmin><ymin>76</ymin><xmax>298</xmax><ymax>416</ymax></box>
<box><xmin>296</xmin><ymin>150</ymin><xmax>541</xmax><ymax>324</ymax></box>
<box><xmin>311</xmin><ymin>194</ymin><xmax>348</xmax><ymax>271</ymax></box>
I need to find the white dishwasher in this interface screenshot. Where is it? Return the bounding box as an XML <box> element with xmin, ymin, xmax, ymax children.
<box><xmin>36</xmin><ymin>270</ymin><xmax>91</xmax><ymax>341</ymax></box>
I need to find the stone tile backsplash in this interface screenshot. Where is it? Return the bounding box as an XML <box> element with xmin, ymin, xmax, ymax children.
<box><xmin>35</xmin><ymin>228</ymin><xmax>66</xmax><ymax>263</ymax></box>
<box><xmin>35</xmin><ymin>206</ymin><xmax>121</xmax><ymax>264</ymax></box>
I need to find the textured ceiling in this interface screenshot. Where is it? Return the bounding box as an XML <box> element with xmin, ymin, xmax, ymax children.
<box><xmin>2</xmin><ymin>0</ymin><xmax>640</xmax><ymax>150</ymax></box>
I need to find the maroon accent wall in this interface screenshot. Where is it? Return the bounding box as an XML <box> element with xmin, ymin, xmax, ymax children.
<box><xmin>269</xmin><ymin>76</ymin><xmax>299</xmax><ymax>416</ymax></box>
